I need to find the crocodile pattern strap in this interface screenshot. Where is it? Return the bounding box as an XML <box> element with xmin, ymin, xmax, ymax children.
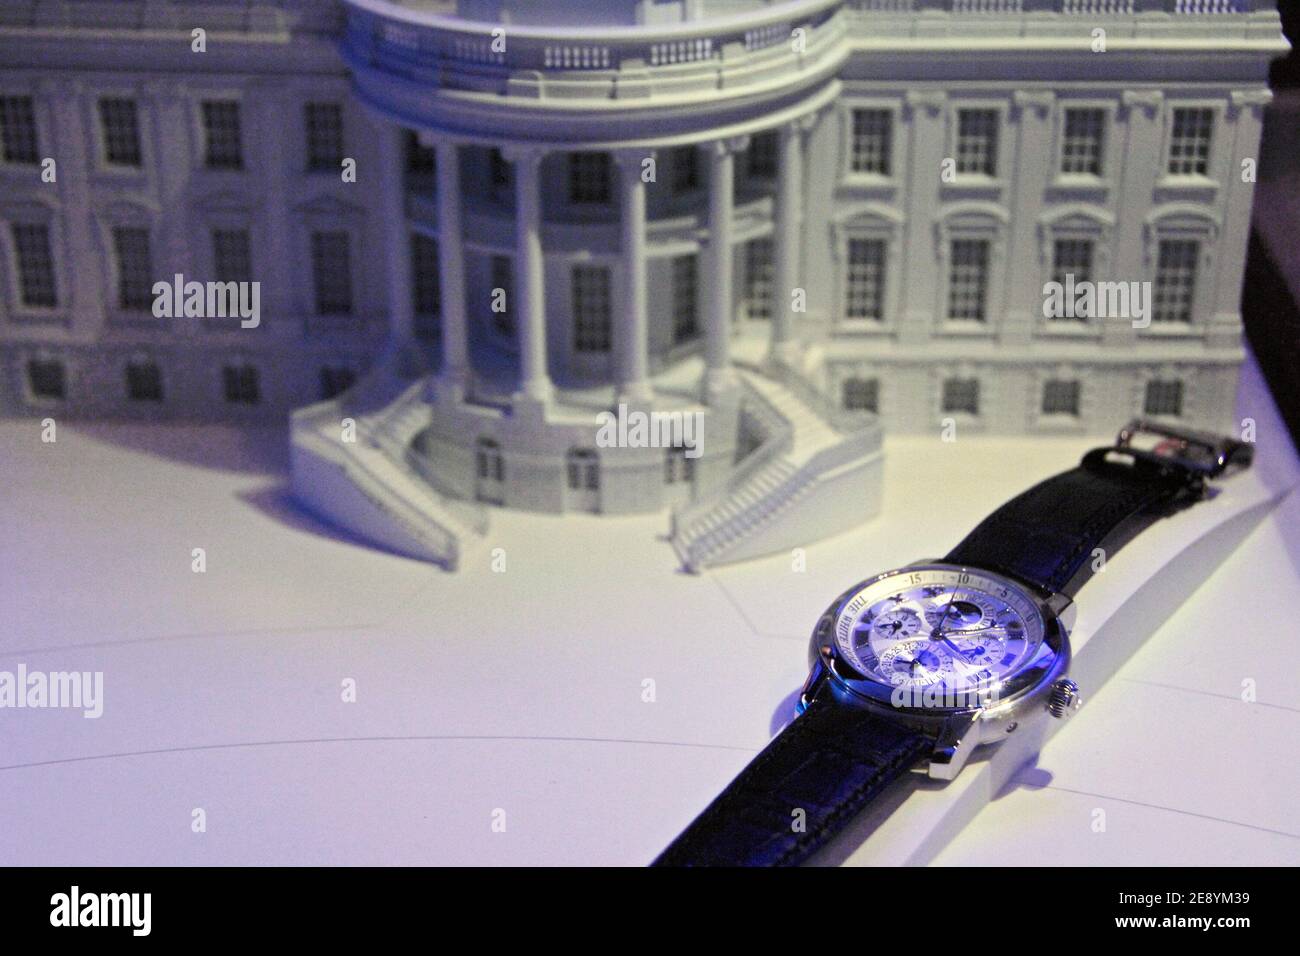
<box><xmin>943</xmin><ymin>447</ymin><xmax>1197</xmax><ymax>599</ymax></box>
<box><xmin>651</xmin><ymin>697</ymin><xmax>930</xmax><ymax>867</ymax></box>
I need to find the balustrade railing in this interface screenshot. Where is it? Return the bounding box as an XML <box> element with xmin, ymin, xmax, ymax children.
<box><xmin>346</xmin><ymin>0</ymin><xmax>846</xmax><ymax>76</ymax></box>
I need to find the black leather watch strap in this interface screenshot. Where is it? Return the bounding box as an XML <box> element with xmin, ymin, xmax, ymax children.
<box><xmin>943</xmin><ymin>446</ymin><xmax>1203</xmax><ymax>599</ymax></box>
<box><xmin>651</xmin><ymin>696</ymin><xmax>931</xmax><ymax>867</ymax></box>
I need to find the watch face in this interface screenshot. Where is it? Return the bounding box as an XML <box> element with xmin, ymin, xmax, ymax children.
<box><xmin>830</xmin><ymin>566</ymin><xmax>1048</xmax><ymax>704</ymax></box>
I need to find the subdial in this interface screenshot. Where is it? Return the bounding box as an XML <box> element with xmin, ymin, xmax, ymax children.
<box><xmin>924</xmin><ymin>597</ymin><xmax>989</xmax><ymax>631</ymax></box>
<box><xmin>870</xmin><ymin>607</ymin><xmax>922</xmax><ymax>641</ymax></box>
<box><xmin>950</xmin><ymin>632</ymin><xmax>1009</xmax><ymax>668</ymax></box>
<box><xmin>877</xmin><ymin>639</ymin><xmax>955</xmax><ymax>686</ymax></box>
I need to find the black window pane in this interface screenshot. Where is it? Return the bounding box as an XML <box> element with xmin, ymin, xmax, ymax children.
<box><xmin>319</xmin><ymin>366</ymin><xmax>356</xmax><ymax>400</ymax></box>
<box><xmin>941</xmin><ymin>378</ymin><xmax>980</xmax><ymax>415</ymax></box>
<box><xmin>27</xmin><ymin>358</ymin><xmax>65</xmax><ymax>400</ymax></box>
<box><xmin>305</xmin><ymin>102</ymin><xmax>344</xmax><ymax>171</ymax></box>
<box><xmin>202</xmin><ymin>100</ymin><xmax>243</xmax><ymax>170</ymax></box>
<box><xmin>223</xmin><ymin>364</ymin><xmax>261</xmax><ymax>405</ymax></box>
<box><xmin>0</xmin><ymin>96</ymin><xmax>39</xmax><ymax>164</ymax></box>
<box><xmin>748</xmin><ymin>130</ymin><xmax>778</xmax><ymax>178</ymax></box>
<box><xmin>411</xmin><ymin>234</ymin><xmax>441</xmax><ymax>330</ymax></box>
<box><xmin>112</xmin><ymin>227</ymin><xmax>154</xmax><ymax>311</ymax></box>
<box><xmin>568</xmin><ymin>152</ymin><xmax>610</xmax><ymax>204</ymax></box>
<box><xmin>99</xmin><ymin>98</ymin><xmax>142</xmax><ymax>166</ymax></box>
<box><xmin>851</xmin><ymin>109</ymin><xmax>892</xmax><ymax>176</ymax></box>
<box><xmin>126</xmin><ymin>361</ymin><xmax>163</xmax><ymax>402</ymax></box>
<box><xmin>11</xmin><ymin>222</ymin><xmax>57</xmax><ymax>308</ymax></box>
<box><xmin>311</xmin><ymin>231</ymin><xmax>353</xmax><ymax>315</ymax></box>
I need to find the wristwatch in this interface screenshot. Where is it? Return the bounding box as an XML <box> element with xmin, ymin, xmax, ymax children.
<box><xmin>652</xmin><ymin>420</ymin><xmax>1252</xmax><ymax>867</ymax></box>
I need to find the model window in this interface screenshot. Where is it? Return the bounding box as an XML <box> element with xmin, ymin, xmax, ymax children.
<box><xmin>1152</xmin><ymin>239</ymin><xmax>1198</xmax><ymax>324</ymax></box>
<box><xmin>126</xmin><ymin>358</ymin><xmax>163</xmax><ymax>402</ymax></box>
<box><xmin>845</xmin><ymin>238</ymin><xmax>886</xmax><ymax>322</ymax></box>
<box><xmin>670</xmin><ymin>146</ymin><xmax>699</xmax><ymax>193</ymax></box>
<box><xmin>747</xmin><ymin>130</ymin><xmax>778</xmax><ymax>179</ymax></box>
<box><xmin>476</xmin><ymin>438</ymin><xmax>505</xmax><ymax>481</ymax></box>
<box><xmin>405</xmin><ymin>130</ymin><xmax>435</xmax><ymax>175</ymax></box>
<box><xmin>955</xmin><ymin>109</ymin><xmax>999</xmax><ymax>176</ymax></box>
<box><xmin>947</xmin><ymin>238</ymin><xmax>989</xmax><ymax>323</ymax></box>
<box><xmin>664</xmin><ymin>446</ymin><xmax>695</xmax><ymax>485</ymax></box>
<box><xmin>212</xmin><ymin>229</ymin><xmax>252</xmax><ymax>284</ymax></box>
<box><xmin>572</xmin><ymin>265</ymin><xmax>611</xmax><ymax>353</ymax></box>
<box><xmin>1041</xmin><ymin>379</ymin><xmax>1080</xmax><ymax>417</ymax></box>
<box><xmin>850</xmin><ymin>109</ymin><xmax>892</xmax><ymax>176</ymax></box>
<box><xmin>491</xmin><ymin>254</ymin><xmax>514</xmax><ymax>336</ymax></box>
<box><xmin>568</xmin><ymin>152</ymin><xmax>610</xmax><ymax>204</ymax></box>
<box><xmin>1050</xmin><ymin>238</ymin><xmax>1093</xmax><ymax>292</ymax></box>
<box><xmin>567</xmin><ymin>448</ymin><xmax>599</xmax><ymax>491</ymax></box>
<box><xmin>27</xmin><ymin>357</ymin><xmax>64</xmax><ymax>400</ymax></box>
<box><xmin>842</xmin><ymin>377</ymin><xmax>879</xmax><ymax>413</ymax></box>
<box><xmin>311</xmin><ymin>230</ymin><xmax>353</xmax><ymax>316</ymax></box>
<box><xmin>411</xmin><ymin>233</ymin><xmax>441</xmax><ymax>327</ymax></box>
<box><xmin>0</xmin><ymin>96</ymin><xmax>39</xmax><ymax>164</ymax></box>
<box><xmin>111</xmin><ymin>226</ymin><xmax>154</xmax><ymax>312</ymax></box>
<box><xmin>1144</xmin><ymin>379</ymin><xmax>1183</xmax><ymax>417</ymax></box>
<box><xmin>1060</xmin><ymin>108</ymin><xmax>1105</xmax><ymax>176</ymax></box>
<box><xmin>201</xmin><ymin>100</ymin><xmax>243</xmax><ymax>170</ymax></box>
<box><xmin>304</xmin><ymin>102</ymin><xmax>344</xmax><ymax>171</ymax></box>
<box><xmin>941</xmin><ymin>378</ymin><xmax>980</xmax><ymax>416</ymax></box>
<box><xmin>672</xmin><ymin>254</ymin><xmax>698</xmax><ymax>344</ymax></box>
<box><xmin>10</xmin><ymin>222</ymin><xmax>57</xmax><ymax>308</ymax></box>
<box><xmin>744</xmin><ymin>238</ymin><xmax>774</xmax><ymax>320</ymax></box>
<box><xmin>319</xmin><ymin>366</ymin><xmax>356</xmax><ymax>401</ymax></box>
<box><xmin>1167</xmin><ymin>107</ymin><xmax>1213</xmax><ymax>177</ymax></box>
<box><xmin>222</xmin><ymin>363</ymin><xmax>260</xmax><ymax>405</ymax></box>
<box><xmin>98</xmin><ymin>98</ymin><xmax>142</xmax><ymax>167</ymax></box>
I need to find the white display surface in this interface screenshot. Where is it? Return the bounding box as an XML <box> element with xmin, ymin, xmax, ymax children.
<box><xmin>1</xmin><ymin>353</ymin><xmax>1295</xmax><ymax>866</ymax></box>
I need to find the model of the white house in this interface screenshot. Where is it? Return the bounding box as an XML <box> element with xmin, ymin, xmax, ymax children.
<box><xmin>0</xmin><ymin>1</ymin><xmax>1286</xmax><ymax>569</ymax></box>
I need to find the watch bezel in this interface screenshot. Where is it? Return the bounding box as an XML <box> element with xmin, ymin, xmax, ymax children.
<box><xmin>805</xmin><ymin>562</ymin><xmax>1071</xmax><ymax>738</ymax></box>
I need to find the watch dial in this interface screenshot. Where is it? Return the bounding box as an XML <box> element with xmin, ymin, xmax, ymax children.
<box><xmin>832</xmin><ymin>568</ymin><xmax>1046</xmax><ymax>699</ymax></box>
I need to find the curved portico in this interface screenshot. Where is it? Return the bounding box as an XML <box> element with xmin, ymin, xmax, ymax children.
<box><xmin>290</xmin><ymin>0</ymin><xmax>881</xmax><ymax>570</ymax></box>
<box><xmin>353</xmin><ymin>0</ymin><xmax>849</xmax><ymax>419</ymax></box>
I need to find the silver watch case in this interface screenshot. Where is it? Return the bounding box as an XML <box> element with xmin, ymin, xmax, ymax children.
<box><xmin>800</xmin><ymin>562</ymin><xmax>1076</xmax><ymax>781</ymax></box>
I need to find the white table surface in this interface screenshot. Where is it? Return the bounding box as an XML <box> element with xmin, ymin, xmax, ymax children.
<box><xmin>1</xmin><ymin>342</ymin><xmax>1295</xmax><ymax>866</ymax></box>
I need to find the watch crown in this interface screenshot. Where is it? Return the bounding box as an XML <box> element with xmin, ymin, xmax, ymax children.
<box><xmin>1047</xmin><ymin>679</ymin><xmax>1082</xmax><ymax>720</ymax></box>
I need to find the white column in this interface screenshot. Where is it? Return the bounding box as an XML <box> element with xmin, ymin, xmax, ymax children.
<box><xmin>43</xmin><ymin>80</ymin><xmax>102</xmax><ymax>340</ymax></box>
<box><xmin>1108</xmin><ymin>91</ymin><xmax>1165</xmax><ymax>352</ymax></box>
<box><xmin>899</xmin><ymin>91</ymin><xmax>946</xmax><ymax>349</ymax></box>
<box><xmin>772</xmin><ymin>120</ymin><xmax>806</xmax><ymax>364</ymax></box>
<box><xmin>704</xmin><ymin>137</ymin><xmax>747</xmax><ymax>400</ymax></box>
<box><xmin>435</xmin><ymin>139</ymin><xmax>469</xmax><ymax>388</ymax></box>
<box><xmin>382</xmin><ymin>124</ymin><xmax>415</xmax><ymax>347</ymax></box>
<box><xmin>1212</xmin><ymin>91</ymin><xmax>1271</xmax><ymax>349</ymax></box>
<box><xmin>1002</xmin><ymin>91</ymin><xmax>1055</xmax><ymax>348</ymax></box>
<box><xmin>507</xmin><ymin>145</ymin><xmax>553</xmax><ymax>404</ymax></box>
<box><xmin>615</xmin><ymin>150</ymin><xmax>653</xmax><ymax>403</ymax></box>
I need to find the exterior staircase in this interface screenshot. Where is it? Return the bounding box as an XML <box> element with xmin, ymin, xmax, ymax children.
<box><xmin>290</xmin><ymin>350</ymin><xmax>487</xmax><ymax>569</ymax></box>
<box><xmin>670</xmin><ymin>363</ymin><xmax>883</xmax><ymax>572</ymax></box>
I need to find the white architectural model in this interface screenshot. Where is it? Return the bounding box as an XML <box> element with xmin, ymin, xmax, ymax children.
<box><xmin>0</xmin><ymin>0</ymin><xmax>1286</xmax><ymax>569</ymax></box>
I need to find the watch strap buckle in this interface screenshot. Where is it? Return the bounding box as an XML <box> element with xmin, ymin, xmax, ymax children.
<box><xmin>1113</xmin><ymin>419</ymin><xmax>1253</xmax><ymax>482</ymax></box>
